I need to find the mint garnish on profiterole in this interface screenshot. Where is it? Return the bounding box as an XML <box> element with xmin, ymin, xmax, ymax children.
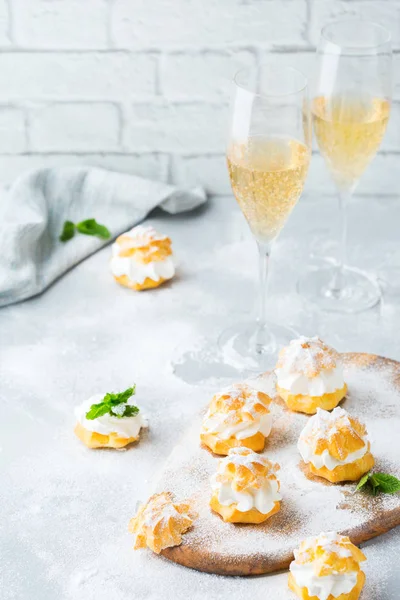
<box><xmin>85</xmin><ymin>386</ymin><xmax>139</xmax><ymax>420</ymax></box>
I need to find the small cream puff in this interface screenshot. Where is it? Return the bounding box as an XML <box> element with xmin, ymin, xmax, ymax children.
<box><xmin>298</xmin><ymin>407</ymin><xmax>374</xmax><ymax>483</ymax></box>
<box><xmin>289</xmin><ymin>532</ymin><xmax>366</xmax><ymax>600</ymax></box>
<box><xmin>210</xmin><ymin>447</ymin><xmax>281</xmax><ymax>523</ymax></box>
<box><xmin>275</xmin><ymin>336</ymin><xmax>347</xmax><ymax>414</ymax></box>
<box><xmin>200</xmin><ymin>383</ymin><xmax>272</xmax><ymax>455</ymax></box>
<box><xmin>74</xmin><ymin>386</ymin><xmax>147</xmax><ymax>449</ymax></box>
<box><xmin>111</xmin><ymin>225</ymin><xmax>175</xmax><ymax>291</ymax></box>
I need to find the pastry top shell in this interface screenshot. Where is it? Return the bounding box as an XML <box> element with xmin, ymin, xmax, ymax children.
<box><xmin>276</xmin><ymin>336</ymin><xmax>340</xmax><ymax>378</ymax></box>
<box><xmin>215</xmin><ymin>447</ymin><xmax>280</xmax><ymax>493</ymax></box>
<box><xmin>114</xmin><ymin>225</ymin><xmax>172</xmax><ymax>264</ymax></box>
<box><xmin>299</xmin><ymin>407</ymin><xmax>368</xmax><ymax>461</ymax></box>
<box><xmin>292</xmin><ymin>532</ymin><xmax>366</xmax><ymax>576</ymax></box>
<box><xmin>202</xmin><ymin>383</ymin><xmax>271</xmax><ymax>433</ymax></box>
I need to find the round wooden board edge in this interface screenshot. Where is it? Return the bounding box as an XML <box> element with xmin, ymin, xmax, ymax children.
<box><xmin>161</xmin><ymin>352</ymin><xmax>400</xmax><ymax>576</ymax></box>
<box><xmin>161</xmin><ymin>505</ymin><xmax>400</xmax><ymax>576</ymax></box>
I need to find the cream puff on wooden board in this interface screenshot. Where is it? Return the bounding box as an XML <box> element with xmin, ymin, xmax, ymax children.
<box><xmin>289</xmin><ymin>532</ymin><xmax>366</xmax><ymax>600</ymax></box>
<box><xmin>200</xmin><ymin>383</ymin><xmax>272</xmax><ymax>455</ymax></box>
<box><xmin>210</xmin><ymin>447</ymin><xmax>281</xmax><ymax>524</ymax></box>
<box><xmin>111</xmin><ymin>225</ymin><xmax>175</xmax><ymax>291</ymax></box>
<box><xmin>298</xmin><ymin>406</ymin><xmax>374</xmax><ymax>483</ymax></box>
<box><xmin>275</xmin><ymin>336</ymin><xmax>347</xmax><ymax>414</ymax></box>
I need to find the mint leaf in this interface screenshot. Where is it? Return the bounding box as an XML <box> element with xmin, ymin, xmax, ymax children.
<box><xmin>371</xmin><ymin>473</ymin><xmax>400</xmax><ymax>494</ymax></box>
<box><xmin>356</xmin><ymin>472</ymin><xmax>370</xmax><ymax>491</ymax></box>
<box><xmin>85</xmin><ymin>402</ymin><xmax>112</xmax><ymax>420</ymax></box>
<box><xmin>121</xmin><ymin>405</ymin><xmax>140</xmax><ymax>418</ymax></box>
<box><xmin>76</xmin><ymin>218</ymin><xmax>111</xmax><ymax>239</ymax></box>
<box><xmin>356</xmin><ymin>471</ymin><xmax>400</xmax><ymax>495</ymax></box>
<box><xmin>60</xmin><ymin>220</ymin><xmax>75</xmax><ymax>242</ymax></box>
<box><xmin>105</xmin><ymin>385</ymin><xmax>136</xmax><ymax>404</ymax></box>
<box><xmin>85</xmin><ymin>385</ymin><xmax>138</xmax><ymax>420</ymax></box>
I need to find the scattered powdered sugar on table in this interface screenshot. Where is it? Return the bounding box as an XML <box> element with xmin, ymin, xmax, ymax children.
<box><xmin>1</xmin><ymin>196</ymin><xmax>400</xmax><ymax>598</ymax></box>
<box><xmin>155</xmin><ymin>354</ymin><xmax>400</xmax><ymax>574</ymax></box>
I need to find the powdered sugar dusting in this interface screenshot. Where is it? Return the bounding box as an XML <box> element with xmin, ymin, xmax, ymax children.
<box><xmin>156</xmin><ymin>354</ymin><xmax>400</xmax><ymax>574</ymax></box>
<box><xmin>276</xmin><ymin>336</ymin><xmax>340</xmax><ymax>377</ymax></box>
<box><xmin>216</xmin><ymin>447</ymin><xmax>279</xmax><ymax>489</ymax></box>
<box><xmin>117</xmin><ymin>225</ymin><xmax>168</xmax><ymax>248</ymax></box>
<box><xmin>294</xmin><ymin>532</ymin><xmax>355</xmax><ymax>560</ymax></box>
<box><xmin>201</xmin><ymin>383</ymin><xmax>271</xmax><ymax>441</ymax></box>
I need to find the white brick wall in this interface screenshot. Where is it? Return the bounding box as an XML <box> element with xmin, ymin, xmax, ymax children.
<box><xmin>111</xmin><ymin>0</ymin><xmax>308</xmax><ymax>49</ymax></box>
<box><xmin>29</xmin><ymin>102</ymin><xmax>121</xmax><ymax>151</ymax></box>
<box><xmin>126</xmin><ymin>101</ymin><xmax>228</xmax><ymax>153</ymax></box>
<box><xmin>161</xmin><ymin>50</ymin><xmax>256</xmax><ymax>101</ymax></box>
<box><xmin>0</xmin><ymin>0</ymin><xmax>397</xmax><ymax>195</ymax></box>
<box><xmin>13</xmin><ymin>0</ymin><xmax>109</xmax><ymax>49</ymax></box>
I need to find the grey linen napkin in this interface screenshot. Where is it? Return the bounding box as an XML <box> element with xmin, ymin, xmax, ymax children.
<box><xmin>0</xmin><ymin>166</ymin><xmax>207</xmax><ymax>307</ymax></box>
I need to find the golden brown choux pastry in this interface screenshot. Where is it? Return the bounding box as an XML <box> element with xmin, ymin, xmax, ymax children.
<box><xmin>200</xmin><ymin>383</ymin><xmax>272</xmax><ymax>455</ymax></box>
<box><xmin>210</xmin><ymin>447</ymin><xmax>281</xmax><ymax>524</ymax></box>
<box><xmin>275</xmin><ymin>336</ymin><xmax>347</xmax><ymax>415</ymax></box>
<box><xmin>298</xmin><ymin>407</ymin><xmax>374</xmax><ymax>483</ymax></box>
<box><xmin>111</xmin><ymin>225</ymin><xmax>175</xmax><ymax>291</ymax></box>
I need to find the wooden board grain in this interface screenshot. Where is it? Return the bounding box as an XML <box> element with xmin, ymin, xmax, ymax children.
<box><xmin>157</xmin><ymin>354</ymin><xmax>400</xmax><ymax>576</ymax></box>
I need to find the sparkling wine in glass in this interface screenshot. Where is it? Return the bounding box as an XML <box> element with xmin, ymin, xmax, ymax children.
<box><xmin>220</xmin><ymin>64</ymin><xmax>311</xmax><ymax>370</ymax></box>
<box><xmin>298</xmin><ymin>20</ymin><xmax>392</xmax><ymax>312</ymax></box>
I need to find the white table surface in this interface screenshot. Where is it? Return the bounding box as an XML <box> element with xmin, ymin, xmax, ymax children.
<box><xmin>1</xmin><ymin>192</ymin><xmax>399</xmax><ymax>599</ymax></box>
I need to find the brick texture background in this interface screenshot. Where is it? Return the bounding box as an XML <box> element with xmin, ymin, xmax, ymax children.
<box><xmin>0</xmin><ymin>0</ymin><xmax>398</xmax><ymax>195</ymax></box>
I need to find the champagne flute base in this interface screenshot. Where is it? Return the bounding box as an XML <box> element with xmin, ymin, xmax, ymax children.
<box><xmin>297</xmin><ymin>265</ymin><xmax>381</xmax><ymax>313</ymax></box>
<box><xmin>218</xmin><ymin>320</ymin><xmax>299</xmax><ymax>372</ymax></box>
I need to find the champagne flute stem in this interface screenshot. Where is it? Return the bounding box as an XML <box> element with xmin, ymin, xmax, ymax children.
<box><xmin>339</xmin><ymin>189</ymin><xmax>350</xmax><ymax>270</ymax></box>
<box><xmin>256</xmin><ymin>241</ymin><xmax>272</xmax><ymax>353</ymax></box>
<box><xmin>332</xmin><ymin>189</ymin><xmax>351</xmax><ymax>293</ymax></box>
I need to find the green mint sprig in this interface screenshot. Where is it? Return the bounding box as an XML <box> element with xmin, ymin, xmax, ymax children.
<box><xmin>356</xmin><ymin>471</ymin><xmax>400</xmax><ymax>496</ymax></box>
<box><xmin>60</xmin><ymin>218</ymin><xmax>111</xmax><ymax>242</ymax></box>
<box><xmin>85</xmin><ymin>385</ymin><xmax>139</xmax><ymax>420</ymax></box>
<box><xmin>60</xmin><ymin>220</ymin><xmax>75</xmax><ymax>242</ymax></box>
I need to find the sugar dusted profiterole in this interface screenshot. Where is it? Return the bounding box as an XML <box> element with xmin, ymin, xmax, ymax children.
<box><xmin>275</xmin><ymin>336</ymin><xmax>347</xmax><ymax>414</ymax></box>
<box><xmin>129</xmin><ymin>492</ymin><xmax>196</xmax><ymax>554</ymax></box>
<box><xmin>210</xmin><ymin>447</ymin><xmax>281</xmax><ymax>524</ymax></box>
<box><xmin>111</xmin><ymin>225</ymin><xmax>175</xmax><ymax>291</ymax></box>
<box><xmin>200</xmin><ymin>383</ymin><xmax>272</xmax><ymax>455</ymax></box>
<box><xmin>74</xmin><ymin>385</ymin><xmax>147</xmax><ymax>449</ymax></box>
<box><xmin>289</xmin><ymin>532</ymin><xmax>367</xmax><ymax>600</ymax></box>
<box><xmin>298</xmin><ymin>407</ymin><xmax>374</xmax><ymax>483</ymax></box>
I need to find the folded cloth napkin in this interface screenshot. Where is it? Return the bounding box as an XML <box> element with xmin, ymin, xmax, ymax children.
<box><xmin>0</xmin><ymin>166</ymin><xmax>207</xmax><ymax>308</ymax></box>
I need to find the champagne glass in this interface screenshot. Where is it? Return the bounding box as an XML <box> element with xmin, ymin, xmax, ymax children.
<box><xmin>298</xmin><ymin>20</ymin><xmax>392</xmax><ymax>312</ymax></box>
<box><xmin>219</xmin><ymin>64</ymin><xmax>311</xmax><ymax>370</ymax></box>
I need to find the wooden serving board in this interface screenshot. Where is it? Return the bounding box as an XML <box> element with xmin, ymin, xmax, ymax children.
<box><xmin>156</xmin><ymin>354</ymin><xmax>400</xmax><ymax>576</ymax></box>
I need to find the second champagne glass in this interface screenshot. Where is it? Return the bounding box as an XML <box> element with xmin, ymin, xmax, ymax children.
<box><xmin>298</xmin><ymin>20</ymin><xmax>392</xmax><ymax>312</ymax></box>
<box><xmin>219</xmin><ymin>64</ymin><xmax>311</xmax><ymax>370</ymax></box>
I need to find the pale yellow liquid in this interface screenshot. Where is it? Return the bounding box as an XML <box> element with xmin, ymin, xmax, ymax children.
<box><xmin>227</xmin><ymin>136</ymin><xmax>310</xmax><ymax>242</ymax></box>
<box><xmin>313</xmin><ymin>96</ymin><xmax>390</xmax><ymax>190</ymax></box>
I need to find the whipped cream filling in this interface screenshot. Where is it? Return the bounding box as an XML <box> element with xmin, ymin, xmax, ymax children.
<box><xmin>211</xmin><ymin>474</ymin><xmax>281</xmax><ymax>514</ymax></box>
<box><xmin>298</xmin><ymin>438</ymin><xmax>368</xmax><ymax>470</ymax></box>
<box><xmin>290</xmin><ymin>563</ymin><xmax>358</xmax><ymax>600</ymax></box>
<box><xmin>275</xmin><ymin>364</ymin><xmax>345</xmax><ymax>396</ymax></box>
<box><xmin>111</xmin><ymin>253</ymin><xmax>175</xmax><ymax>285</ymax></box>
<box><xmin>75</xmin><ymin>394</ymin><xmax>148</xmax><ymax>438</ymax></box>
<box><xmin>203</xmin><ymin>412</ymin><xmax>272</xmax><ymax>441</ymax></box>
